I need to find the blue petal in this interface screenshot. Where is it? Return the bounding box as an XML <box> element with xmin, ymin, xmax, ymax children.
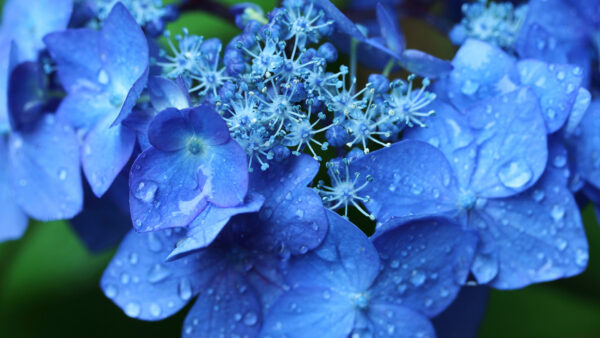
<box><xmin>8</xmin><ymin>115</ymin><xmax>82</xmax><ymax>220</ymax></box>
<box><xmin>313</xmin><ymin>0</ymin><xmax>366</xmax><ymax>41</ymax></box>
<box><xmin>349</xmin><ymin>140</ymin><xmax>460</xmax><ymax>223</ymax></box>
<box><xmin>43</xmin><ymin>28</ymin><xmax>104</xmax><ymax>94</ymax></box>
<box><xmin>129</xmin><ymin>140</ymin><xmax>248</xmax><ymax>231</ymax></box>
<box><xmin>182</xmin><ymin>270</ymin><xmax>262</xmax><ymax>337</ymax></box>
<box><xmin>0</xmin><ymin>138</ymin><xmax>27</xmax><ymax>241</ymax></box>
<box><xmin>147</xmin><ymin>108</ymin><xmax>193</xmax><ymax>152</ymax></box>
<box><xmin>470</xmin><ymin>171</ymin><xmax>588</xmax><ymax>289</ymax></box>
<box><xmin>187</xmin><ymin>105</ymin><xmax>231</xmax><ymax>146</ymax></box>
<box><xmin>81</xmin><ymin>116</ymin><xmax>137</xmax><ymax>197</ymax></box>
<box><xmin>564</xmin><ymin>88</ymin><xmax>591</xmax><ymax>135</ymax></box>
<box><xmin>129</xmin><ymin>148</ymin><xmax>209</xmax><ymax>232</ymax></box>
<box><xmin>248</xmin><ymin>154</ymin><xmax>327</xmax><ymax>255</ymax></box>
<box><xmin>370</xmin><ymin>217</ymin><xmax>478</xmax><ymax>317</ymax></box>
<box><xmin>101</xmin><ymin>229</ymin><xmax>222</xmax><ymax>321</ymax></box>
<box><xmin>465</xmin><ymin>88</ymin><xmax>547</xmax><ymax>198</ymax></box>
<box><xmin>363</xmin><ymin>303</ymin><xmax>435</xmax><ymax>338</ymax></box>
<box><xmin>517</xmin><ymin>59</ymin><xmax>584</xmax><ymax>133</ymax></box>
<box><xmin>167</xmin><ymin>193</ymin><xmax>265</xmax><ymax>260</ymax></box>
<box><xmin>403</xmin><ymin>99</ymin><xmax>476</xmax><ymax>189</ymax></box>
<box><xmin>261</xmin><ymin>287</ymin><xmax>355</xmax><ymax>338</ymax></box>
<box><xmin>447</xmin><ymin>39</ymin><xmax>519</xmax><ymax>111</ymax></box>
<box><xmin>376</xmin><ymin>3</ymin><xmax>405</xmax><ymax>54</ymax></box>
<box><xmin>515</xmin><ymin>0</ymin><xmax>587</xmax><ymax>63</ymax></box>
<box><xmin>99</xmin><ymin>3</ymin><xmax>149</xmax><ymax>116</ymax></box>
<box><xmin>148</xmin><ymin>76</ymin><xmax>190</xmax><ymax>113</ymax></box>
<box><xmin>2</xmin><ymin>0</ymin><xmax>73</xmax><ymax>61</ymax></box>
<box><xmin>400</xmin><ymin>49</ymin><xmax>453</xmax><ymax>79</ymax></box>
<box><xmin>571</xmin><ymin>100</ymin><xmax>600</xmax><ymax>189</ymax></box>
<box><xmin>55</xmin><ymin>89</ymin><xmax>114</xmax><ymax>131</ymax></box>
<box><xmin>261</xmin><ymin>211</ymin><xmax>377</xmax><ymax>337</ymax></box>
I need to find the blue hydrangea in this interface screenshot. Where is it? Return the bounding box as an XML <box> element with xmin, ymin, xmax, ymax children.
<box><xmin>44</xmin><ymin>3</ymin><xmax>149</xmax><ymax>197</ymax></box>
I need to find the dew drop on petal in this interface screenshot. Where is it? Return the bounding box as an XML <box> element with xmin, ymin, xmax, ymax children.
<box><xmin>243</xmin><ymin>311</ymin><xmax>258</xmax><ymax>326</ymax></box>
<box><xmin>125</xmin><ymin>302</ymin><xmax>141</xmax><ymax>317</ymax></box>
<box><xmin>105</xmin><ymin>284</ymin><xmax>118</xmax><ymax>299</ymax></box>
<box><xmin>498</xmin><ymin>160</ymin><xmax>532</xmax><ymax>189</ymax></box>
<box><xmin>409</xmin><ymin>269</ymin><xmax>426</xmax><ymax>287</ymax></box>
<box><xmin>135</xmin><ymin>181</ymin><xmax>159</xmax><ymax>203</ymax></box>
<box><xmin>550</xmin><ymin>205</ymin><xmax>565</xmax><ymax>222</ymax></box>
<box><xmin>149</xmin><ymin>303</ymin><xmax>162</xmax><ymax>317</ymax></box>
<box><xmin>178</xmin><ymin>278</ymin><xmax>192</xmax><ymax>301</ymax></box>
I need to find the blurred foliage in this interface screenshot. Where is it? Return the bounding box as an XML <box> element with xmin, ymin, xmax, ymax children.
<box><xmin>1</xmin><ymin>0</ymin><xmax>600</xmax><ymax>337</ymax></box>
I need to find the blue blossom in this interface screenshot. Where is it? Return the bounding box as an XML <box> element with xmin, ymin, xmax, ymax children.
<box><xmin>44</xmin><ymin>3</ymin><xmax>149</xmax><ymax>197</ymax></box>
<box><xmin>351</xmin><ymin>89</ymin><xmax>589</xmax><ymax>288</ymax></box>
<box><xmin>129</xmin><ymin>104</ymin><xmax>248</xmax><ymax>234</ymax></box>
<box><xmin>440</xmin><ymin>39</ymin><xmax>589</xmax><ymax>133</ymax></box>
<box><xmin>514</xmin><ymin>0</ymin><xmax>597</xmax><ymax>81</ymax></box>
<box><xmin>262</xmin><ymin>211</ymin><xmax>477</xmax><ymax>337</ymax></box>
<box><xmin>0</xmin><ymin>0</ymin><xmax>81</xmax><ymax>242</ymax></box>
<box><xmin>102</xmin><ymin>154</ymin><xmax>329</xmax><ymax>335</ymax></box>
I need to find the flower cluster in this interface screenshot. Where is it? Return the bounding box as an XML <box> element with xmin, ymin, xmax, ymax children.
<box><xmin>1</xmin><ymin>0</ymin><xmax>600</xmax><ymax>337</ymax></box>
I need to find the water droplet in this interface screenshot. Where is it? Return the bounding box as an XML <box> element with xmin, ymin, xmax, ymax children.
<box><xmin>120</xmin><ymin>273</ymin><xmax>130</xmax><ymax>285</ymax></box>
<box><xmin>105</xmin><ymin>284</ymin><xmax>118</xmax><ymax>299</ymax></box>
<box><xmin>396</xmin><ymin>284</ymin><xmax>407</xmax><ymax>294</ymax></box>
<box><xmin>125</xmin><ymin>302</ymin><xmax>141</xmax><ymax>317</ymax></box>
<box><xmin>532</xmin><ymin>189</ymin><xmax>545</xmax><ymax>202</ymax></box>
<box><xmin>498</xmin><ymin>160</ymin><xmax>532</xmax><ymax>189</ymax></box>
<box><xmin>410</xmin><ymin>184</ymin><xmax>423</xmax><ymax>195</ymax></box>
<box><xmin>409</xmin><ymin>269</ymin><xmax>426</xmax><ymax>287</ymax></box>
<box><xmin>234</xmin><ymin>313</ymin><xmax>242</xmax><ymax>321</ymax></box>
<box><xmin>439</xmin><ymin>288</ymin><xmax>449</xmax><ymax>297</ymax></box>
<box><xmin>575</xmin><ymin>249</ymin><xmax>588</xmax><ymax>267</ymax></box>
<box><xmin>556</xmin><ymin>71</ymin><xmax>565</xmax><ymax>80</ymax></box>
<box><xmin>552</xmin><ymin>155</ymin><xmax>567</xmax><ymax>168</ymax></box>
<box><xmin>57</xmin><ymin>168</ymin><xmax>67</xmax><ymax>181</ymax></box>
<box><xmin>555</xmin><ymin>238</ymin><xmax>567</xmax><ymax>251</ymax></box>
<box><xmin>178</xmin><ymin>278</ymin><xmax>192</xmax><ymax>301</ymax></box>
<box><xmin>129</xmin><ymin>252</ymin><xmax>138</xmax><ymax>265</ymax></box>
<box><xmin>184</xmin><ymin>325</ymin><xmax>193</xmax><ymax>335</ymax></box>
<box><xmin>424</xmin><ymin>298</ymin><xmax>433</xmax><ymax>307</ymax></box>
<box><xmin>295</xmin><ymin>209</ymin><xmax>304</xmax><ymax>219</ymax></box>
<box><xmin>389</xmin><ymin>260</ymin><xmax>400</xmax><ymax>269</ymax></box>
<box><xmin>243</xmin><ymin>311</ymin><xmax>258</xmax><ymax>326</ymax></box>
<box><xmin>461</xmin><ymin>79</ymin><xmax>479</xmax><ymax>95</ymax></box>
<box><xmin>147</xmin><ymin>233</ymin><xmax>162</xmax><ymax>252</ymax></box>
<box><xmin>149</xmin><ymin>303</ymin><xmax>162</xmax><ymax>317</ymax></box>
<box><xmin>322</xmin><ymin>290</ymin><xmax>331</xmax><ymax>299</ymax></box>
<box><xmin>148</xmin><ymin>264</ymin><xmax>171</xmax><ymax>283</ymax></box>
<box><xmin>550</xmin><ymin>205</ymin><xmax>565</xmax><ymax>222</ymax></box>
<box><xmin>135</xmin><ymin>181</ymin><xmax>159</xmax><ymax>203</ymax></box>
<box><xmin>98</xmin><ymin>69</ymin><xmax>109</xmax><ymax>84</ymax></box>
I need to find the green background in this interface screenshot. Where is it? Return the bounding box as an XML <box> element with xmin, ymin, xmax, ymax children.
<box><xmin>1</xmin><ymin>0</ymin><xmax>599</xmax><ymax>337</ymax></box>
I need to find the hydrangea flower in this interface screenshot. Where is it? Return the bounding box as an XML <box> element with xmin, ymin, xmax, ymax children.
<box><xmin>262</xmin><ymin>211</ymin><xmax>477</xmax><ymax>337</ymax></box>
<box><xmin>44</xmin><ymin>3</ymin><xmax>149</xmax><ymax>197</ymax></box>
<box><xmin>102</xmin><ymin>154</ymin><xmax>329</xmax><ymax>336</ymax></box>
<box><xmin>351</xmin><ymin>89</ymin><xmax>589</xmax><ymax>288</ymax></box>
<box><xmin>129</xmin><ymin>104</ymin><xmax>248</xmax><ymax>234</ymax></box>
<box><xmin>440</xmin><ymin>38</ymin><xmax>589</xmax><ymax>134</ymax></box>
<box><xmin>0</xmin><ymin>0</ymin><xmax>81</xmax><ymax>242</ymax></box>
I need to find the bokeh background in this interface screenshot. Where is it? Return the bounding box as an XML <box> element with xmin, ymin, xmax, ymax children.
<box><xmin>1</xmin><ymin>0</ymin><xmax>600</xmax><ymax>337</ymax></box>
